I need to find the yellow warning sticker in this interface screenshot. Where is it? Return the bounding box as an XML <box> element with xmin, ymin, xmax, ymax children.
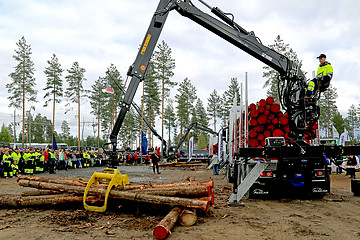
<box><xmin>141</xmin><ymin>34</ymin><xmax>152</xmax><ymax>55</ymax></box>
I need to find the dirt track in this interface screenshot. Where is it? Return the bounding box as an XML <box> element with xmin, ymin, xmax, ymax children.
<box><xmin>0</xmin><ymin>166</ymin><xmax>359</xmax><ymax>240</ymax></box>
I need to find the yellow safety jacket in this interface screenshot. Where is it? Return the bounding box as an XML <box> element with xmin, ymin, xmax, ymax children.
<box><xmin>316</xmin><ymin>61</ymin><xmax>333</xmax><ymax>79</ymax></box>
<box><xmin>11</xmin><ymin>152</ymin><xmax>21</xmax><ymax>162</ymax></box>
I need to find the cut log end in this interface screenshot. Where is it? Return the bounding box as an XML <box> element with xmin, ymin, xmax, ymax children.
<box><xmin>179</xmin><ymin>209</ymin><xmax>197</xmax><ymax>227</ymax></box>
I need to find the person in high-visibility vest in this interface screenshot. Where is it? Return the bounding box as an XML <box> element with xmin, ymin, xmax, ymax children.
<box><xmin>23</xmin><ymin>149</ymin><xmax>32</xmax><ymax>174</ymax></box>
<box><xmin>48</xmin><ymin>149</ymin><xmax>56</xmax><ymax>174</ymax></box>
<box><xmin>11</xmin><ymin>148</ymin><xmax>21</xmax><ymax>164</ymax></box>
<box><xmin>83</xmin><ymin>151</ymin><xmax>91</xmax><ymax>168</ymax></box>
<box><xmin>34</xmin><ymin>149</ymin><xmax>43</xmax><ymax>173</ymax></box>
<box><xmin>306</xmin><ymin>53</ymin><xmax>333</xmax><ymax>97</ymax></box>
<box><xmin>11</xmin><ymin>160</ymin><xmax>20</xmax><ymax>177</ymax></box>
<box><xmin>2</xmin><ymin>149</ymin><xmax>13</xmax><ymax>178</ymax></box>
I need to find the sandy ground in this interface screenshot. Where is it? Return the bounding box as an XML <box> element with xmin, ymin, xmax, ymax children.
<box><xmin>0</xmin><ymin>165</ymin><xmax>359</xmax><ymax>240</ymax></box>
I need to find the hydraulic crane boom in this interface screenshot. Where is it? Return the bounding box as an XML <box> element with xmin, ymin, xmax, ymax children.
<box><xmin>106</xmin><ymin>72</ymin><xmax>167</xmax><ymax>154</ymax></box>
<box><xmin>108</xmin><ymin>0</ymin><xmax>318</xmax><ymax>158</ymax></box>
<box><xmin>175</xmin><ymin>122</ymin><xmax>217</xmax><ymax>151</ymax></box>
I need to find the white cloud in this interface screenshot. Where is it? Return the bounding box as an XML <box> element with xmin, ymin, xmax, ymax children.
<box><xmin>0</xmin><ymin>0</ymin><xmax>359</xmax><ymax>146</ymax></box>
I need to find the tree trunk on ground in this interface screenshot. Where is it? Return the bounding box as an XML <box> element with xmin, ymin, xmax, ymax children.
<box><xmin>133</xmin><ymin>185</ymin><xmax>211</xmax><ymax>197</ymax></box>
<box><xmin>18</xmin><ymin>175</ymin><xmax>88</xmax><ymax>187</ymax></box>
<box><xmin>178</xmin><ymin>209</ymin><xmax>197</xmax><ymax>227</ymax></box>
<box><xmin>118</xmin><ymin>179</ymin><xmax>214</xmax><ymax>190</ymax></box>
<box><xmin>153</xmin><ymin>207</ymin><xmax>182</xmax><ymax>240</ymax></box>
<box><xmin>0</xmin><ymin>195</ymin><xmax>99</xmax><ymax>208</ymax></box>
<box><xmin>18</xmin><ymin>180</ymin><xmax>210</xmax><ymax>211</ymax></box>
<box><xmin>21</xmin><ymin>190</ymin><xmax>63</xmax><ymax>196</ymax></box>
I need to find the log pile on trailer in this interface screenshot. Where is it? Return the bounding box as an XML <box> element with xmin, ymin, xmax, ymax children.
<box><xmin>247</xmin><ymin>97</ymin><xmax>318</xmax><ymax>147</ymax></box>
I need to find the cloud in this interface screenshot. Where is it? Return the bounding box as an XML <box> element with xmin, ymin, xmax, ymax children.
<box><xmin>0</xmin><ymin>0</ymin><xmax>359</xmax><ymax>145</ymax></box>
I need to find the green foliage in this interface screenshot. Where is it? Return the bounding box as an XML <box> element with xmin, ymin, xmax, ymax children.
<box><xmin>43</xmin><ymin>54</ymin><xmax>64</xmax><ymax>107</ymax></box>
<box><xmin>332</xmin><ymin>111</ymin><xmax>345</xmax><ymax>136</ymax></box>
<box><xmin>65</xmin><ymin>62</ymin><xmax>86</xmax><ymax>105</ymax></box>
<box><xmin>220</xmin><ymin>78</ymin><xmax>240</xmax><ymax>126</ymax></box>
<box><xmin>89</xmin><ymin>76</ymin><xmax>108</xmax><ymax>145</ymax></box>
<box><xmin>7</xmin><ymin>36</ymin><xmax>37</xmax><ymax>109</ymax></box>
<box><xmin>0</xmin><ymin>124</ymin><xmax>13</xmax><ymax>143</ymax></box>
<box><xmin>318</xmin><ymin>85</ymin><xmax>338</xmax><ymax>137</ymax></box>
<box><xmin>345</xmin><ymin>104</ymin><xmax>358</xmax><ymax>144</ymax></box>
<box><xmin>191</xmin><ymin>99</ymin><xmax>209</xmax><ymax>147</ymax></box>
<box><xmin>28</xmin><ymin>113</ymin><xmax>53</xmax><ymax>143</ymax></box>
<box><xmin>175</xmin><ymin>78</ymin><xmax>197</xmax><ymax>142</ymax></box>
<box><xmin>102</xmin><ymin>64</ymin><xmax>124</xmax><ymax>139</ymax></box>
<box><xmin>207</xmin><ymin>89</ymin><xmax>221</xmax><ymax>131</ymax></box>
<box><xmin>143</xmin><ymin>61</ymin><xmax>161</xmax><ymax>144</ymax></box>
<box><xmin>7</xmin><ymin>36</ymin><xmax>37</xmax><ymax>146</ymax></box>
<box><xmin>262</xmin><ymin>35</ymin><xmax>302</xmax><ymax>102</ymax></box>
<box><xmin>164</xmin><ymin>99</ymin><xmax>177</xmax><ymax>147</ymax></box>
<box><xmin>65</xmin><ymin>61</ymin><xmax>86</xmax><ymax>146</ymax></box>
<box><xmin>60</xmin><ymin>120</ymin><xmax>70</xmax><ymax>143</ymax></box>
<box><xmin>153</xmin><ymin>40</ymin><xmax>176</xmax><ymax>99</ymax></box>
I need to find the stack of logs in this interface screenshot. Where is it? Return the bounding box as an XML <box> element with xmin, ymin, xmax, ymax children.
<box><xmin>0</xmin><ymin>176</ymin><xmax>214</xmax><ymax>239</ymax></box>
<box><xmin>248</xmin><ymin>97</ymin><xmax>317</xmax><ymax>147</ymax></box>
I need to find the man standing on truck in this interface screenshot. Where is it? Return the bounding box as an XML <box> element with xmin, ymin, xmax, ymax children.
<box><xmin>306</xmin><ymin>54</ymin><xmax>333</xmax><ymax>97</ymax></box>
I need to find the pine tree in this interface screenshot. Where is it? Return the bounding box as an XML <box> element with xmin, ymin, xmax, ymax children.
<box><xmin>7</xmin><ymin>36</ymin><xmax>37</xmax><ymax>147</ymax></box>
<box><xmin>142</xmin><ymin>62</ymin><xmax>161</xmax><ymax>146</ymax></box>
<box><xmin>65</xmin><ymin>62</ymin><xmax>86</xmax><ymax>149</ymax></box>
<box><xmin>164</xmin><ymin>99</ymin><xmax>176</xmax><ymax>149</ymax></box>
<box><xmin>102</xmin><ymin>64</ymin><xmax>124</xmax><ymax>136</ymax></box>
<box><xmin>0</xmin><ymin>124</ymin><xmax>13</xmax><ymax>142</ymax></box>
<box><xmin>89</xmin><ymin>77</ymin><xmax>107</xmax><ymax>149</ymax></box>
<box><xmin>207</xmin><ymin>89</ymin><xmax>221</xmax><ymax>132</ymax></box>
<box><xmin>191</xmin><ymin>99</ymin><xmax>209</xmax><ymax>148</ymax></box>
<box><xmin>332</xmin><ymin>111</ymin><xmax>345</xmax><ymax>136</ymax></box>
<box><xmin>61</xmin><ymin>120</ymin><xmax>70</xmax><ymax>143</ymax></box>
<box><xmin>345</xmin><ymin>104</ymin><xmax>358</xmax><ymax>144</ymax></box>
<box><xmin>318</xmin><ymin>85</ymin><xmax>338</xmax><ymax>137</ymax></box>
<box><xmin>175</xmin><ymin>78</ymin><xmax>197</xmax><ymax>148</ymax></box>
<box><xmin>220</xmin><ymin>77</ymin><xmax>240</xmax><ymax>126</ymax></box>
<box><xmin>262</xmin><ymin>35</ymin><xmax>301</xmax><ymax>103</ymax></box>
<box><xmin>153</xmin><ymin>40</ymin><xmax>176</xmax><ymax>159</ymax></box>
<box><xmin>43</xmin><ymin>53</ymin><xmax>64</xmax><ymax>140</ymax></box>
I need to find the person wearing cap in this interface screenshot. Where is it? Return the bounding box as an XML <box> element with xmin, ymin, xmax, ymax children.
<box><xmin>306</xmin><ymin>54</ymin><xmax>333</xmax><ymax>97</ymax></box>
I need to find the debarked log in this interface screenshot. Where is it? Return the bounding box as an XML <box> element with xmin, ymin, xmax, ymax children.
<box><xmin>132</xmin><ymin>185</ymin><xmax>211</xmax><ymax>197</ymax></box>
<box><xmin>153</xmin><ymin>207</ymin><xmax>182</xmax><ymax>239</ymax></box>
<box><xmin>18</xmin><ymin>180</ymin><xmax>210</xmax><ymax>211</ymax></box>
<box><xmin>178</xmin><ymin>209</ymin><xmax>197</xmax><ymax>227</ymax></box>
<box><xmin>118</xmin><ymin>179</ymin><xmax>214</xmax><ymax>190</ymax></box>
<box><xmin>0</xmin><ymin>194</ymin><xmax>99</xmax><ymax>208</ymax></box>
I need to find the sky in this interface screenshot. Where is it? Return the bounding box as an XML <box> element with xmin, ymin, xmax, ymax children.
<box><xmin>0</xmin><ymin>0</ymin><xmax>359</xmax><ymax>146</ymax></box>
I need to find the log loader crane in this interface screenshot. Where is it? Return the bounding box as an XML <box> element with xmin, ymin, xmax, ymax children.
<box><xmin>105</xmin><ymin>0</ymin><xmax>360</xmax><ymax>200</ymax></box>
<box><xmin>167</xmin><ymin>122</ymin><xmax>218</xmax><ymax>161</ymax></box>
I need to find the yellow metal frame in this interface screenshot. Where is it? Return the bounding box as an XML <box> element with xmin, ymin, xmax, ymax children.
<box><xmin>83</xmin><ymin>168</ymin><xmax>129</xmax><ymax>212</ymax></box>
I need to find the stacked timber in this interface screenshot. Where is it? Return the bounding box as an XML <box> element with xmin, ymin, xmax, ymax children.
<box><xmin>247</xmin><ymin>97</ymin><xmax>317</xmax><ymax>147</ymax></box>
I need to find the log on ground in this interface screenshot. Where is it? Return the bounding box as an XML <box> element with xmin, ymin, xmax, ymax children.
<box><xmin>21</xmin><ymin>190</ymin><xmax>63</xmax><ymax>196</ymax></box>
<box><xmin>133</xmin><ymin>185</ymin><xmax>211</xmax><ymax>197</ymax></box>
<box><xmin>178</xmin><ymin>209</ymin><xmax>197</xmax><ymax>227</ymax></box>
<box><xmin>117</xmin><ymin>179</ymin><xmax>214</xmax><ymax>190</ymax></box>
<box><xmin>0</xmin><ymin>194</ymin><xmax>99</xmax><ymax>208</ymax></box>
<box><xmin>153</xmin><ymin>207</ymin><xmax>182</xmax><ymax>240</ymax></box>
<box><xmin>18</xmin><ymin>180</ymin><xmax>210</xmax><ymax>211</ymax></box>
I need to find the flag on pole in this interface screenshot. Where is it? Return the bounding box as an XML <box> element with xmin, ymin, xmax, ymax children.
<box><xmin>141</xmin><ymin>131</ymin><xmax>148</xmax><ymax>155</ymax></box>
<box><xmin>106</xmin><ymin>87</ymin><xmax>114</xmax><ymax>94</ymax></box>
<box><xmin>188</xmin><ymin>136</ymin><xmax>194</xmax><ymax>162</ymax></box>
<box><xmin>52</xmin><ymin>134</ymin><xmax>58</xmax><ymax>150</ymax></box>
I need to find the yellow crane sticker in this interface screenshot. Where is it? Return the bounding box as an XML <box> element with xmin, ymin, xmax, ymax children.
<box><xmin>141</xmin><ymin>34</ymin><xmax>152</xmax><ymax>55</ymax></box>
